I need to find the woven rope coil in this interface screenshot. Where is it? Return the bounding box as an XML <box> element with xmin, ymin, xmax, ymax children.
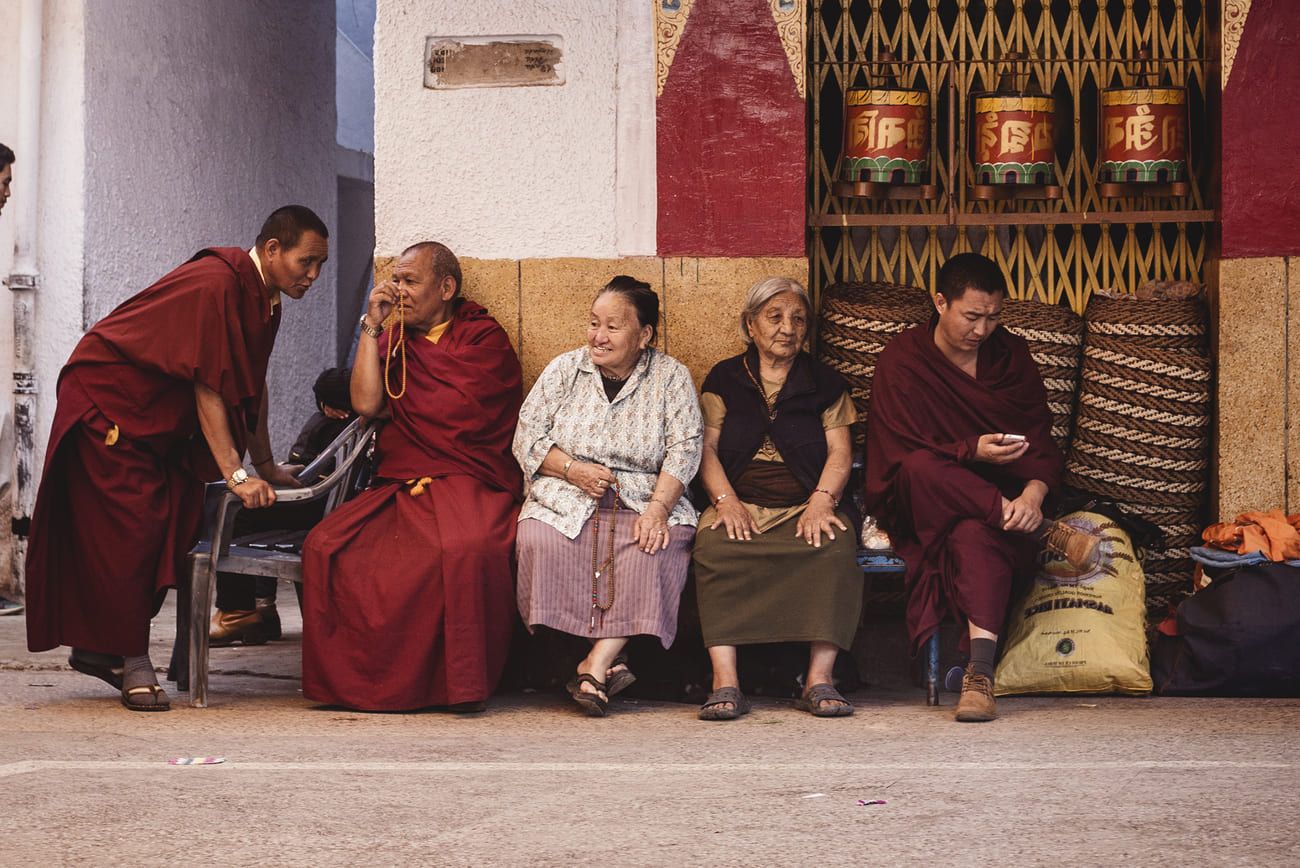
<box><xmin>1067</xmin><ymin>293</ymin><xmax>1212</xmax><ymax>614</ymax></box>
<box><xmin>1001</xmin><ymin>299</ymin><xmax>1084</xmax><ymax>452</ymax></box>
<box><xmin>1085</xmin><ymin>294</ymin><xmax>1208</xmax><ymax>351</ymax></box>
<box><xmin>818</xmin><ymin>282</ymin><xmax>932</xmax><ymax>446</ymax></box>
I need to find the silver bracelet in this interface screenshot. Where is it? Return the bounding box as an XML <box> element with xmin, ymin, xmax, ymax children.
<box><xmin>713</xmin><ymin>493</ymin><xmax>730</xmax><ymax>505</ymax></box>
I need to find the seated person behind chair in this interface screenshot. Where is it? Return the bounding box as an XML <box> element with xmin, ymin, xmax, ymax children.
<box><xmin>210</xmin><ymin>366</ymin><xmax>357</xmax><ymax>646</ymax></box>
<box><xmin>300</xmin><ymin>242</ymin><xmax>524</xmax><ymax>712</ymax></box>
<box><xmin>863</xmin><ymin>253</ymin><xmax>1097</xmax><ymax>724</ymax></box>
<box><xmin>692</xmin><ymin>277</ymin><xmax>864</xmax><ymax>721</ymax></box>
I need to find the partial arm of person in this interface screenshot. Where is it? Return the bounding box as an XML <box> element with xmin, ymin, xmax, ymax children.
<box><xmin>246</xmin><ymin>387</ymin><xmax>303</xmax><ymax>488</ymax></box>
<box><xmin>512</xmin><ymin>354</ymin><xmax>613</xmax><ymax>498</ymax></box>
<box><xmin>795</xmin><ymin>424</ymin><xmax>853</xmax><ymax>547</ymax></box>
<box><xmin>195</xmin><ymin>383</ymin><xmax>275</xmax><ymax>509</ymax></box>
<box><xmin>632</xmin><ymin>472</ymin><xmax>688</xmax><ymax>554</ymax></box>
<box><xmin>633</xmin><ymin>361</ymin><xmax>705</xmax><ymax>552</ymax></box>
<box><xmin>1003</xmin><ymin>478</ymin><xmax>1049</xmax><ymax>532</ymax></box>
<box><xmin>351</xmin><ymin>279</ymin><xmax>400</xmax><ymax>418</ymax></box>
<box><xmin>699</xmin><ymin>425</ymin><xmax>760</xmax><ymax>541</ymax></box>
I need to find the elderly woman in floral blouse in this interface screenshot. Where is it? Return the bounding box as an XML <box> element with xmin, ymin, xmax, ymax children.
<box><xmin>513</xmin><ymin>276</ymin><xmax>703</xmax><ymax>716</ymax></box>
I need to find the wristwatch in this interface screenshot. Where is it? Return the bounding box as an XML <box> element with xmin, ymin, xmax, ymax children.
<box><xmin>226</xmin><ymin>468</ymin><xmax>250</xmax><ymax>490</ymax></box>
<box><xmin>359</xmin><ymin>313</ymin><xmax>383</xmax><ymax>339</ymax></box>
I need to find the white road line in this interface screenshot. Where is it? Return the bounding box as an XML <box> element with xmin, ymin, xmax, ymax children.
<box><xmin>1</xmin><ymin>759</ymin><xmax>1295</xmax><ymax>778</ymax></box>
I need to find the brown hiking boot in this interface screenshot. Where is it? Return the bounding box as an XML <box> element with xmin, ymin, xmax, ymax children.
<box><xmin>209</xmin><ymin>609</ymin><xmax>271</xmax><ymax>647</ymax></box>
<box><xmin>1039</xmin><ymin>520</ymin><xmax>1102</xmax><ymax>571</ymax></box>
<box><xmin>955</xmin><ymin>670</ymin><xmax>998</xmax><ymax>722</ymax></box>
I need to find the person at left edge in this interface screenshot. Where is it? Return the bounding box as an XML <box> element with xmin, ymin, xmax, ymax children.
<box><xmin>24</xmin><ymin>205</ymin><xmax>330</xmax><ymax>712</ymax></box>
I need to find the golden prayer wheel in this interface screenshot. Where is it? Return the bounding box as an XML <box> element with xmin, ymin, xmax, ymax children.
<box><xmin>1100</xmin><ymin>86</ymin><xmax>1187</xmax><ymax>183</ymax></box>
<box><xmin>842</xmin><ymin>53</ymin><xmax>929</xmax><ymax>184</ymax></box>
<box><xmin>971</xmin><ymin>56</ymin><xmax>1056</xmax><ymax>185</ymax></box>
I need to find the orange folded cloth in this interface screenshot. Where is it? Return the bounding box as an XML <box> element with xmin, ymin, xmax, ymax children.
<box><xmin>1202</xmin><ymin>509</ymin><xmax>1300</xmax><ymax>561</ymax></box>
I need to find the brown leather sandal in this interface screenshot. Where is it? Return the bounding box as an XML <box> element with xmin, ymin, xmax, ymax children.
<box><xmin>565</xmin><ymin>673</ymin><xmax>609</xmax><ymax>717</ymax></box>
<box><xmin>605</xmin><ymin>654</ymin><xmax>637</xmax><ymax>697</ymax></box>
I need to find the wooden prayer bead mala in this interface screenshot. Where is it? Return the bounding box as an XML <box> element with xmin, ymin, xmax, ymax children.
<box><xmin>384</xmin><ymin>296</ymin><xmax>407</xmax><ymax>400</ymax></box>
<box><xmin>589</xmin><ymin>480</ymin><xmax>619</xmax><ymax>632</ymax></box>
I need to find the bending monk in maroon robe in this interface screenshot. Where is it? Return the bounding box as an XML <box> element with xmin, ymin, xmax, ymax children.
<box><xmin>865</xmin><ymin>253</ymin><xmax>1092</xmax><ymax>723</ymax></box>
<box><xmin>301</xmin><ymin>241</ymin><xmax>523</xmax><ymax>712</ymax></box>
<box><xmin>25</xmin><ymin>205</ymin><xmax>330</xmax><ymax>711</ymax></box>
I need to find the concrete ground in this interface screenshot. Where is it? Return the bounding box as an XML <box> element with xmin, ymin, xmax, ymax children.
<box><xmin>2</xmin><ymin>592</ymin><xmax>1298</xmax><ymax>867</ymax></box>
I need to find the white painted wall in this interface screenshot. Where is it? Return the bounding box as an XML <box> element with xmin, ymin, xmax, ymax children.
<box><xmin>82</xmin><ymin>0</ymin><xmax>338</xmax><ymax>455</ymax></box>
<box><xmin>374</xmin><ymin>0</ymin><xmax>655</xmax><ymax>259</ymax></box>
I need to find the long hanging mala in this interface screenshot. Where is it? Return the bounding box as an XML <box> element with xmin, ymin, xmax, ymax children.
<box><xmin>383</xmin><ymin>297</ymin><xmax>407</xmax><ymax>400</ymax></box>
<box><xmin>589</xmin><ymin>480</ymin><xmax>619</xmax><ymax>632</ymax></box>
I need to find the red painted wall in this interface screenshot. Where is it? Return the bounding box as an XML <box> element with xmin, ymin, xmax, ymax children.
<box><xmin>1221</xmin><ymin>0</ymin><xmax>1300</xmax><ymax>258</ymax></box>
<box><xmin>656</xmin><ymin>0</ymin><xmax>806</xmax><ymax>257</ymax></box>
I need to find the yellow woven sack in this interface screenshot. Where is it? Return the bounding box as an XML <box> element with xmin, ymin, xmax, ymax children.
<box><xmin>995</xmin><ymin>510</ymin><xmax>1152</xmax><ymax>695</ymax></box>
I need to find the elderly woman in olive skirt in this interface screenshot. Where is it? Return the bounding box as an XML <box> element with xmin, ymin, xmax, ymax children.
<box><xmin>693</xmin><ymin>277</ymin><xmax>863</xmax><ymax>720</ymax></box>
<box><xmin>514</xmin><ymin>276</ymin><xmax>703</xmax><ymax>717</ymax></box>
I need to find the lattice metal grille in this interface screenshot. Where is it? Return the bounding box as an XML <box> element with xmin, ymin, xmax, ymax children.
<box><xmin>810</xmin><ymin>1</ymin><xmax>1216</xmax><ymax>314</ymax></box>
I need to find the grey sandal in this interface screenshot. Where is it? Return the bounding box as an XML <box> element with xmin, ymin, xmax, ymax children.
<box><xmin>795</xmin><ymin>682</ymin><xmax>854</xmax><ymax>717</ymax></box>
<box><xmin>698</xmin><ymin>686</ymin><xmax>751</xmax><ymax>721</ymax></box>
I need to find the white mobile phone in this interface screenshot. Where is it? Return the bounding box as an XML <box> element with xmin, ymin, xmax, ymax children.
<box><xmin>1000</xmin><ymin>433</ymin><xmax>1027</xmax><ymax>444</ymax></box>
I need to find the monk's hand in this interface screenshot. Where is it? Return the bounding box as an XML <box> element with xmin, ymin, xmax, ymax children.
<box><xmin>976</xmin><ymin>433</ymin><xmax>1030</xmax><ymax>465</ymax></box>
<box><xmin>633</xmin><ymin>501</ymin><xmax>672</xmax><ymax>554</ymax></box>
<box><xmin>235</xmin><ymin>477</ymin><xmax>277</xmax><ymax>510</ymax></box>
<box><xmin>258</xmin><ymin>462</ymin><xmax>304</xmax><ymax>489</ymax></box>
<box><xmin>711</xmin><ymin>497</ymin><xmax>759</xmax><ymax>541</ymax></box>
<box><xmin>570</xmin><ymin>461</ymin><xmax>617</xmax><ymax>499</ymax></box>
<box><xmin>796</xmin><ymin>493</ymin><xmax>847</xmax><ymax>548</ymax></box>
<box><xmin>366</xmin><ymin>279</ymin><xmax>400</xmax><ymax>327</ymax></box>
<box><xmin>1002</xmin><ymin>491</ymin><xmax>1044</xmax><ymax>533</ymax></box>
<box><xmin>320</xmin><ymin>403</ymin><xmax>350</xmax><ymax>420</ymax></box>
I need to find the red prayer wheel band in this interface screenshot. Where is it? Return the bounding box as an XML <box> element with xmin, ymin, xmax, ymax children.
<box><xmin>1101</xmin><ymin>87</ymin><xmax>1187</xmax><ymax>182</ymax></box>
<box><xmin>844</xmin><ymin>88</ymin><xmax>929</xmax><ymax>183</ymax></box>
<box><xmin>972</xmin><ymin>95</ymin><xmax>1055</xmax><ymax>184</ymax></box>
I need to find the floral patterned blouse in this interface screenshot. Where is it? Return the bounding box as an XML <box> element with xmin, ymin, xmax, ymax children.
<box><xmin>513</xmin><ymin>346</ymin><xmax>704</xmax><ymax>539</ymax></box>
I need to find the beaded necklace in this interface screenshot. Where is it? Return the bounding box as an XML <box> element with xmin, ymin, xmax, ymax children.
<box><xmin>589</xmin><ymin>481</ymin><xmax>619</xmax><ymax>632</ymax></box>
<box><xmin>742</xmin><ymin>357</ymin><xmax>783</xmax><ymax>421</ymax></box>
<box><xmin>384</xmin><ymin>298</ymin><xmax>407</xmax><ymax>400</ymax></box>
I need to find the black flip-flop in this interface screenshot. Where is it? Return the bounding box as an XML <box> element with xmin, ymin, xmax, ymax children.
<box><xmin>69</xmin><ymin>650</ymin><xmax>124</xmax><ymax>690</ymax></box>
<box><xmin>120</xmin><ymin>683</ymin><xmax>171</xmax><ymax>712</ymax></box>
<box><xmin>565</xmin><ymin>673</ymin><xmax>609</xmax><ymax>717</ymax></box>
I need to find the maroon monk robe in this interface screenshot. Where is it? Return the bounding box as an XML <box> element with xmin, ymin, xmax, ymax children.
<box><xmin>301</xmin><ymin>299</ymin><xmax>523</xmax><ymax>711</ymax></box>
<box><xmin>26</xmin><ymin>248</ymin><xmax>278</xmax><ymax>656</ymax></box>
<box><xmin>864</xmin><ymin>319</ymin><xmax>1063</xmax><ymax>654</ymax></box>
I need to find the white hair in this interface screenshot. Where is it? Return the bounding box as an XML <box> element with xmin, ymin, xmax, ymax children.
<box><xmin>739</xmin><ymin>277</ymin><xmax>812</xmax><ymax>343</ymax></box>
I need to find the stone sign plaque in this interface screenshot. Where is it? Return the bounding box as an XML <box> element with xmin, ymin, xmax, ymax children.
<box><xmin>424</xmin><ymin>36</ymin><xmax>564</xmax><ymax>89</ymax></box>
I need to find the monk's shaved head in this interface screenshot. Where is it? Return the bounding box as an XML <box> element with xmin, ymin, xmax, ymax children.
<box><xmin>257</xmin><ymin>204</ymin><xmax>329</xmax><ymax>251</ymax></box>
<box><xmin>402</xmin><ymin>241</ymin><xmax>462</xmax><ymax>297</ymax></box>
<box><xmin>937</xmin><ymin>253</ymin><xmax>1007</xmax><ymax>302</ymax></box>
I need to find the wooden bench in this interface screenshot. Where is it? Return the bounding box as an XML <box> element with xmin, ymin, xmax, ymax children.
<box><xmin>168</xmin><ymin>418</ymin><xmax>377</xmax><ymax>707</ymax></box>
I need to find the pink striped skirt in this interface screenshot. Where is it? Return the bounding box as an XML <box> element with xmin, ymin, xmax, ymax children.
<box><xmin>516</xmin><ymin>496</ymin><xmax>694</xmax><ymax>647</ymax></box>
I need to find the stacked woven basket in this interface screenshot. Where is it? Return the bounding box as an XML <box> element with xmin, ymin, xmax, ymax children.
<box><xmin>1064</xmin><ymin>292</ymin><xmax>1212</xmax><ymax>613</ymax></box>
<box><xmin>818</xmin><ymin>282</ymin><xmax>933</xmax><ymax>447</ymax></box>
<box><xmin>999</xmin><ymin>301</ymin><xmax>1084</xmax><ymax>453</ymax></box>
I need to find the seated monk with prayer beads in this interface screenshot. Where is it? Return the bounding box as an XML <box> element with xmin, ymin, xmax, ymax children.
<box><xmin>300</xmin><ymin>241</ymin><xmax>523</xmax><ymax>712</ymax></box>
<box><xmin>864</xmin><ymin>253</ymin><xmax>1099</xmax><ymax>723</ymax></box>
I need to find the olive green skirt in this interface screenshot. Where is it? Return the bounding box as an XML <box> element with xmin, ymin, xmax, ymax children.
<box><xmin>692</xmin><ymin>511</ymin><xmax>863</xmax><ymax>649</ymax></box>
